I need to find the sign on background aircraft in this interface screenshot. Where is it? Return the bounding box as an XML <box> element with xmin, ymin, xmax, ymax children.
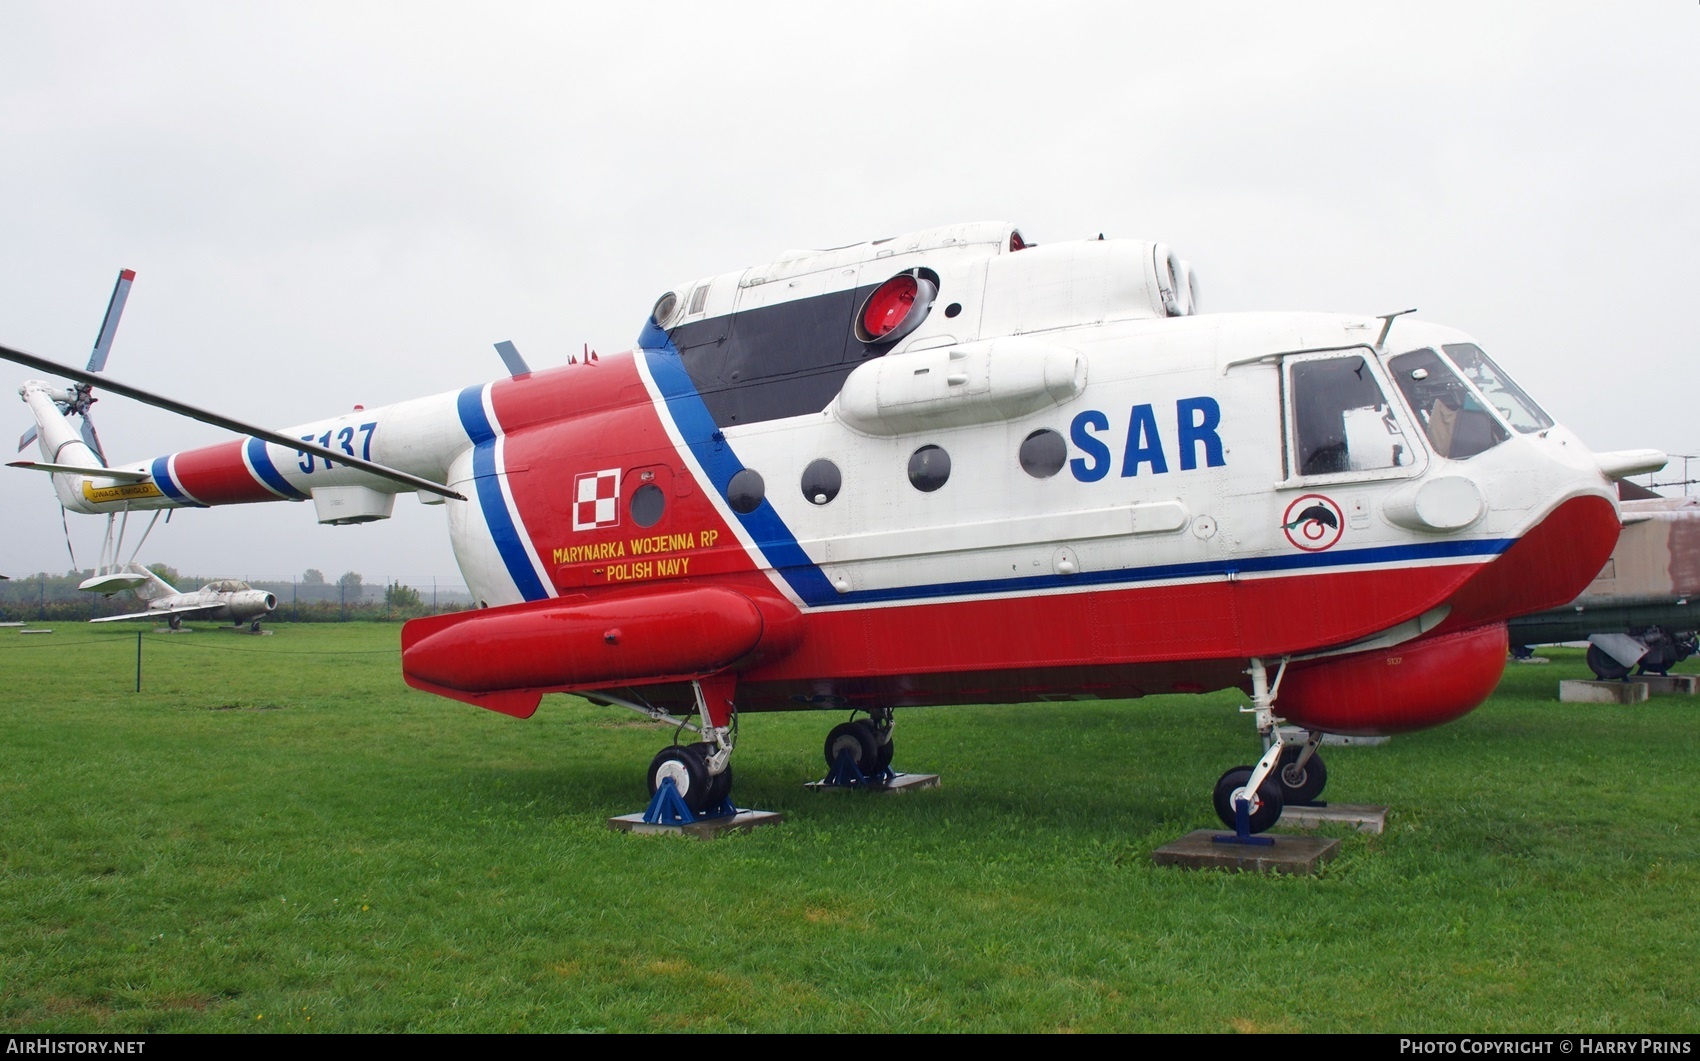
<box><xmin>83</xmin><ymin>563</ymin><xmax>277</xmax><ymax>631</ymax></box>
<box><xmin>3</xmin><ymin>221</ymin><xmax>1666</xmax><ymax>831</ymax></box>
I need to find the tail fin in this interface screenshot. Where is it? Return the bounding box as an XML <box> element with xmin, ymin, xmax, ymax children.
<box><xmin>127</xmin><ymin>563</ymin><xmax>179</xmax><ymax>601</ymax></box>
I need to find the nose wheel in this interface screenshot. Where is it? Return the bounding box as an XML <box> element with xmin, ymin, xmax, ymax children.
<box><xmin>1212</xmin><ymin>766</ymin><xmax>1284</xmax><ymax>834</ymax></box>
<box><xmin>1275</xmin><ymin>744</ymin><xmax>1327</xmax><ymax>806</ymax></box>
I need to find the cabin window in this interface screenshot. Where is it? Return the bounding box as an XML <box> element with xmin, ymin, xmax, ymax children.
<box><xmin>688</xmin><ymin>284</ymin><xmax>711</xmax><ymax>315</ymax></box>
<box><xmin>908</xmin><ymin>445</ymin><xmax>951</xmax><ymax>492</ymax></box>
<box><xmin>801</xmin><ymin>459</ymin><xmax>841</xmax><ymax>505</ymax></box>
<box><xmin>726</xmin><ymin>468</ymin><xmax>765</xmax><ymax>513</ymax></box>
<box><xmin>1389</xmin><ymin>348</ymin><xmax>1509</xmax><ymax>460</ymax></box>
<box><xmin>1019</xmin><ymin>429</ymin><xmax>1067</xmax><ymax>478</ymax></box>
<box><xmin>630</xmin><ymin>483</ymin><xmax>665</xmax><ymax>528</ymax></box>
<box><xmin>1441</xmin><ymin>343</ymin><xmax>1552</xmax><ymax>434</ymax></box>
<box><xmin>1288</xmin><ymin>355</ymin><xmax>1415</xmax><ymax>477</ymax></box>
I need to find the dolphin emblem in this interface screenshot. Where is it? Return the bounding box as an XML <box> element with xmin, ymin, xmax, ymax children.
<box><xmin>1282</xmin><ymin>503</ymin><xmax>1339</xmax><ymax>531</ymax></box>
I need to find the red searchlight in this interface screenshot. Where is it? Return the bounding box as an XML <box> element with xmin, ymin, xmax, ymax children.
<box><xmin>855</xmin><ymin>272</ymin><xmax>937</xmax><ymax>345</ymax></box>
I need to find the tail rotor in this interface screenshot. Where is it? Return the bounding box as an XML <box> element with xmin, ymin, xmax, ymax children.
<box><xmin>17</xmin><ymin>268</ymin><xmax>134</xmax><ymax>465</ymax></box>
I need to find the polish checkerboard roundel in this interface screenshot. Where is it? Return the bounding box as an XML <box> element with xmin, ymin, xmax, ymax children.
<box><xmin>573</xmin><ymin>468</ymin><xmax>621</xmax><ymax>530</ymax></box>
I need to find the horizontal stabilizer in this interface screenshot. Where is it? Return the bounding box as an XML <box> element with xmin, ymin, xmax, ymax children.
<box><xmin>78</xmin><ymin>571</ymin><xmax>149</xmax><ymax>595</ymax></box>
<box><xmin>7</xmin><ymin>460</ymin><xmax>151</xmax><ymax>482</ymax></box>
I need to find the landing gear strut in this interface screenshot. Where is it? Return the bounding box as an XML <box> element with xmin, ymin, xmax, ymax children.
<box><xmin>641</xmin><ymin>676</ymin><xmax>738</xmax><ymax>823</ymax></box>
<box><xmin>1211</xmin><ymin>657</ymin><xmax>1329</xmax><ymax>837</ymax></box>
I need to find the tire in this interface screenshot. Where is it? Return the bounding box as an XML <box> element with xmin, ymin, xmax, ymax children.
<box><xmin>1212</xmin><ymin>765</ymin><xmax>1284</xmax><ymax>834</ymax></box>
<box><xmin>704</xmin><ymin>762</ymin><xmax>734</xmax><ymax>810</ymax></box>
<box><xmin>1586</xmin><ymin>643</ymin><xmax>1632</xmax><ymax>681</ymax></box>
<box><xmin>1275</xmin><ymin>747</ymin><xmax>1327</xmax><ymax>805</ymax></box>
<box><xmin>648</xmin><ymin>744</ymin><xmax>713</xmax><ymax>814</ymax></box>
<box><xmin>872</xmin><ymin>733</ymin><xmax>895</xmax><ymax>772</ymax></box>
<box><xmin>823</xmin><ymin>721</ymin><xmax>881</xmax><ymax>773</ymax></box>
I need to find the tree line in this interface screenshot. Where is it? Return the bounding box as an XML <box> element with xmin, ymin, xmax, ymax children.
<box><xmin>0</xmin><ymin>567</ymin><xmax>468</xmax><ymax>623</ymax></box>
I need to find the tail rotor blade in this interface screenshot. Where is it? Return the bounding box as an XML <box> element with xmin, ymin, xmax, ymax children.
<box><xmin>86</xmin><ymin>268</ymin><xmax>135</xmax><ymax>374</ymax></box>
<box><xmin>80</xmin><ymin>415</ymin><xmax>107</xmax><ymax>466</ymax></box>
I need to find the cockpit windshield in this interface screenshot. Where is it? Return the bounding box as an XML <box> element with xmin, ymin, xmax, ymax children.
<box><xmin>1388</xmin><ymin>348</ymin><xmax>1509</xmax><ymax>460</ymax></box>
<box><xmin>205</xmin><ymin>580</ymin><xmax>250</xmax><ymax>593</ymax></box>
<box><xmin>1440</xmin><ymin>343</ymin><xmax>1553</xmax><ymax>434</ymax></box>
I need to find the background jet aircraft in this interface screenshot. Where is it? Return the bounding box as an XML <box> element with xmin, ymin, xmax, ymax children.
<box><xmin>87</xmin><ymin>563</ymin><xmax>277</xmax><ymax>631</ymax></box>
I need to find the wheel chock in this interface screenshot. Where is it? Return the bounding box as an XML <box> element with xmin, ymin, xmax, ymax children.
<box><xmin>1212</xmin><ymin>795</ymin><xmax>1275</xmax><ymax>847</ymax></box>
<box><xmin>818</xmin><ymin>749</ymin><xmax>897</xmax><ymax>789</ymax></box>
<box><xmin>640</xmin><ymin>778</ymin><xmax>738</xmax><ymax>826</ymax></box>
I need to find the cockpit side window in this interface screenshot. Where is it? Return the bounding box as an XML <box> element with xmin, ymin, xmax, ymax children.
<box><xmin>1441</xmin><ymin>343</ymin><xmax>1553</xmax><ymax>434</ymax></box>
<box><xmin>1288</xmin><ymin>355</ymin><xmax>1414</xmax><ymax>477</ymax></box>
<box><xmin>1389</xmin><ymin>348</ymin><xmax>1509</xmax><ymax>460</ymax></box>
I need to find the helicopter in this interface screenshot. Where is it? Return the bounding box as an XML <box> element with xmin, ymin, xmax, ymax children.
<box><xmin>4</xmin><ymin>221</ymin><xmax>1663</xmax><ymax>832</ymax></box>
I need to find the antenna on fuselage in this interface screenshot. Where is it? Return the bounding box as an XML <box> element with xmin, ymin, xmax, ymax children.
<box><xmin>1375</xmin><ymin>308</ymin><xmax>1418</xmax><ymax>351</ymax></box>
<box><xmin>493</xmin><ymin>340</ymin><xmax>531</xmax><ymax>377</ymax></box>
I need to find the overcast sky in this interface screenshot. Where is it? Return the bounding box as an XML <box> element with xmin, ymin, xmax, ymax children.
<box><xmin>2</xmin><ymin>1</ymin><xmax>1695</xmax><ymax>586</ymax></box>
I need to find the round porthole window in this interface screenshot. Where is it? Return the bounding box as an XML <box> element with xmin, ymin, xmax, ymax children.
<box><xmin>1019</xmin><ymin>429</ymin><xmax>1067</xmax><ymax>478</ymax></box>
<box><xmin>727</xmin><ymin>468</ymin><xmax>766</xmax><ymax>513</ymax></box>
<box><xmin>801</xmin><ymin>459</ymin><xmax>841</xmax><ymax>505</ymax></box>
<box><xmin>631</xmin><ymin>483</ymin><xmax>665</xmax><ymax>527</ymax></box>
<box><xmin>907</xmin><ymin>445</ymin><xmax>951</xmax><ymax>492</ymax></box>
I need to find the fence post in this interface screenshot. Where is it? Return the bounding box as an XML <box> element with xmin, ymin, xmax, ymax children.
<box><xmin>135</xmin><ymin>629</ymin><xmax>142</xmax><ymax>692</ymax></box>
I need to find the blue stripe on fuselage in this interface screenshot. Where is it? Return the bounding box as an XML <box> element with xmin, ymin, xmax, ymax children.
<box><xmin>149</xmin><ymin>456</ymin><xmax>198</xmax><ymax>505</ymax></box>
<box><xmin>639</xmin><ymin>321</ymin><xmax>839</xmax><ymax>605</ymax></box>
<box><xmin>456</xmin><ymin>384</ymin><xmax>548</xmax><ymax>602</ymax></box>
<box><xmin>245</xmin><ymin>438</ymin><xmax>308</xmax><ymax>500</ymax></box>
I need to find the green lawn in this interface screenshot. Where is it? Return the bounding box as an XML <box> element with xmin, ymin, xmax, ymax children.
<box><xmin>1</xmin><ymin>623</ymin><xmax>1694</xmax><ymax>1032</ymax></box>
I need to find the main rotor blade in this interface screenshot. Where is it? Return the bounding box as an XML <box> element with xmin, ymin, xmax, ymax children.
<box><xmin>0</xmin><ymin>343</ymin><xmax>465</xmax><ymax>501</ymax></box>
<box><xmin>87</xmin><ymin>269</ymin><xmax>135</xmax><ymax>373</ymax></box>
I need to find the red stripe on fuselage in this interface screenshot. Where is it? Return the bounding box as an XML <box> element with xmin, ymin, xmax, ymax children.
<box><xmin>171</xmin><ymin>441</ymin><xmax>276</xmax><ymax>505</ymax></box>
<box><xmin>488</xmin><ymin>353</ymin><xmax>760</xmax><ymax>595</ymax></box>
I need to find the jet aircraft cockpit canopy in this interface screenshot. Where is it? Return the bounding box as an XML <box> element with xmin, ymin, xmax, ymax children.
<box><xmin>204</xmin><ymin>579</ymin><xmax>251</xmax><ymax>593</ymax></box>
<box><xmin>1389</xmin><ymin>343</ymin><xmax>1551</xmax><ymax>461</ymax></box>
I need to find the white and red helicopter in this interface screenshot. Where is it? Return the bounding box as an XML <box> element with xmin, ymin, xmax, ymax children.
<box><xmin>4</xmin><ymin>222</ymin><xmax>1663</xmax><ymax>831</ymax></box>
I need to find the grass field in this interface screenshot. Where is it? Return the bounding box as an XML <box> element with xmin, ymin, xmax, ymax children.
<box><xmin>1</xmin><ymin>622</ymin><xmax>1696</xmax><ymax>1033</ymax></box>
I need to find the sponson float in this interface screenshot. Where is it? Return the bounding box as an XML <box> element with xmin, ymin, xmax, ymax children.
<box><xmin>5</xmin><ymin>222</ymin><xmax>1663</xmax><ymax>831</ymax></box>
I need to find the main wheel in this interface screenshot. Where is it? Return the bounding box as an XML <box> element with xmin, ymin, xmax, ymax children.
<box><xmin>689</xmin><ymin>742</ymin><xmax>733</xmax><ymax>810</ymax></box>
<box><xmin>1212</xmin><ymin>766</ymin><xmax>1284</xmax><ymax>834</ymax></box>
<box><xmin>1586</xmin><ymin>643</ymin><xmax>1632</xmax><ymax>680</ymax></box>
<box><xmin>871</xmin><ymin>731</ymin><xmax>895</xmax><ymax>772</ymax></box>
<box><xmin>704</xmin><ymin>763</ymin><xmax>734</xmax><ymax>810</ymax></box>
<box><xmin>823</xmin><ymin>721</ymin><xmax>882</xmax><ymax>774</ymax></box>
<box><xmin>648</xmin><ymin>744</ymin><xmax>713</xmax><ymax>813</ymax></box>
<box><xmin>167</xmin><ymin>615</ymin><xmax>182</xmax><ymax>631</ymax></box>
<box><xmin>1275</xmin><ymin>746</ymin><xmax>1327</xmax><ymax>805</ymax></box>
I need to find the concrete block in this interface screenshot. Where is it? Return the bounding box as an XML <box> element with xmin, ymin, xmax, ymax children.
<box><xmin>1559</xmin><ymin>680</ymin><xmax>1650</xmax><ymax>704</ymax></box>
<box><xmin>1630</xmin><ymin>674</ymin><xmax>1699</xmax><ymax>696</ymax></box>
<box><xmin>1277</xmin><ymin>803</ymin><xmax>1387</xmax><ymax>834</ymax></box>
<box><xmin>805</xmin><ymin>772</ymin><xmax>940</xmax><ymax>794</ymax></box>
<box><xmin>1153</xmin><ymin>830</ymin><xmax>1341</xmax><ymax>875</ymax></box>
<box><xmin>607</xmin><ymin>808</ymin><xmax>783</xmax><ymax>839</ymax></box>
